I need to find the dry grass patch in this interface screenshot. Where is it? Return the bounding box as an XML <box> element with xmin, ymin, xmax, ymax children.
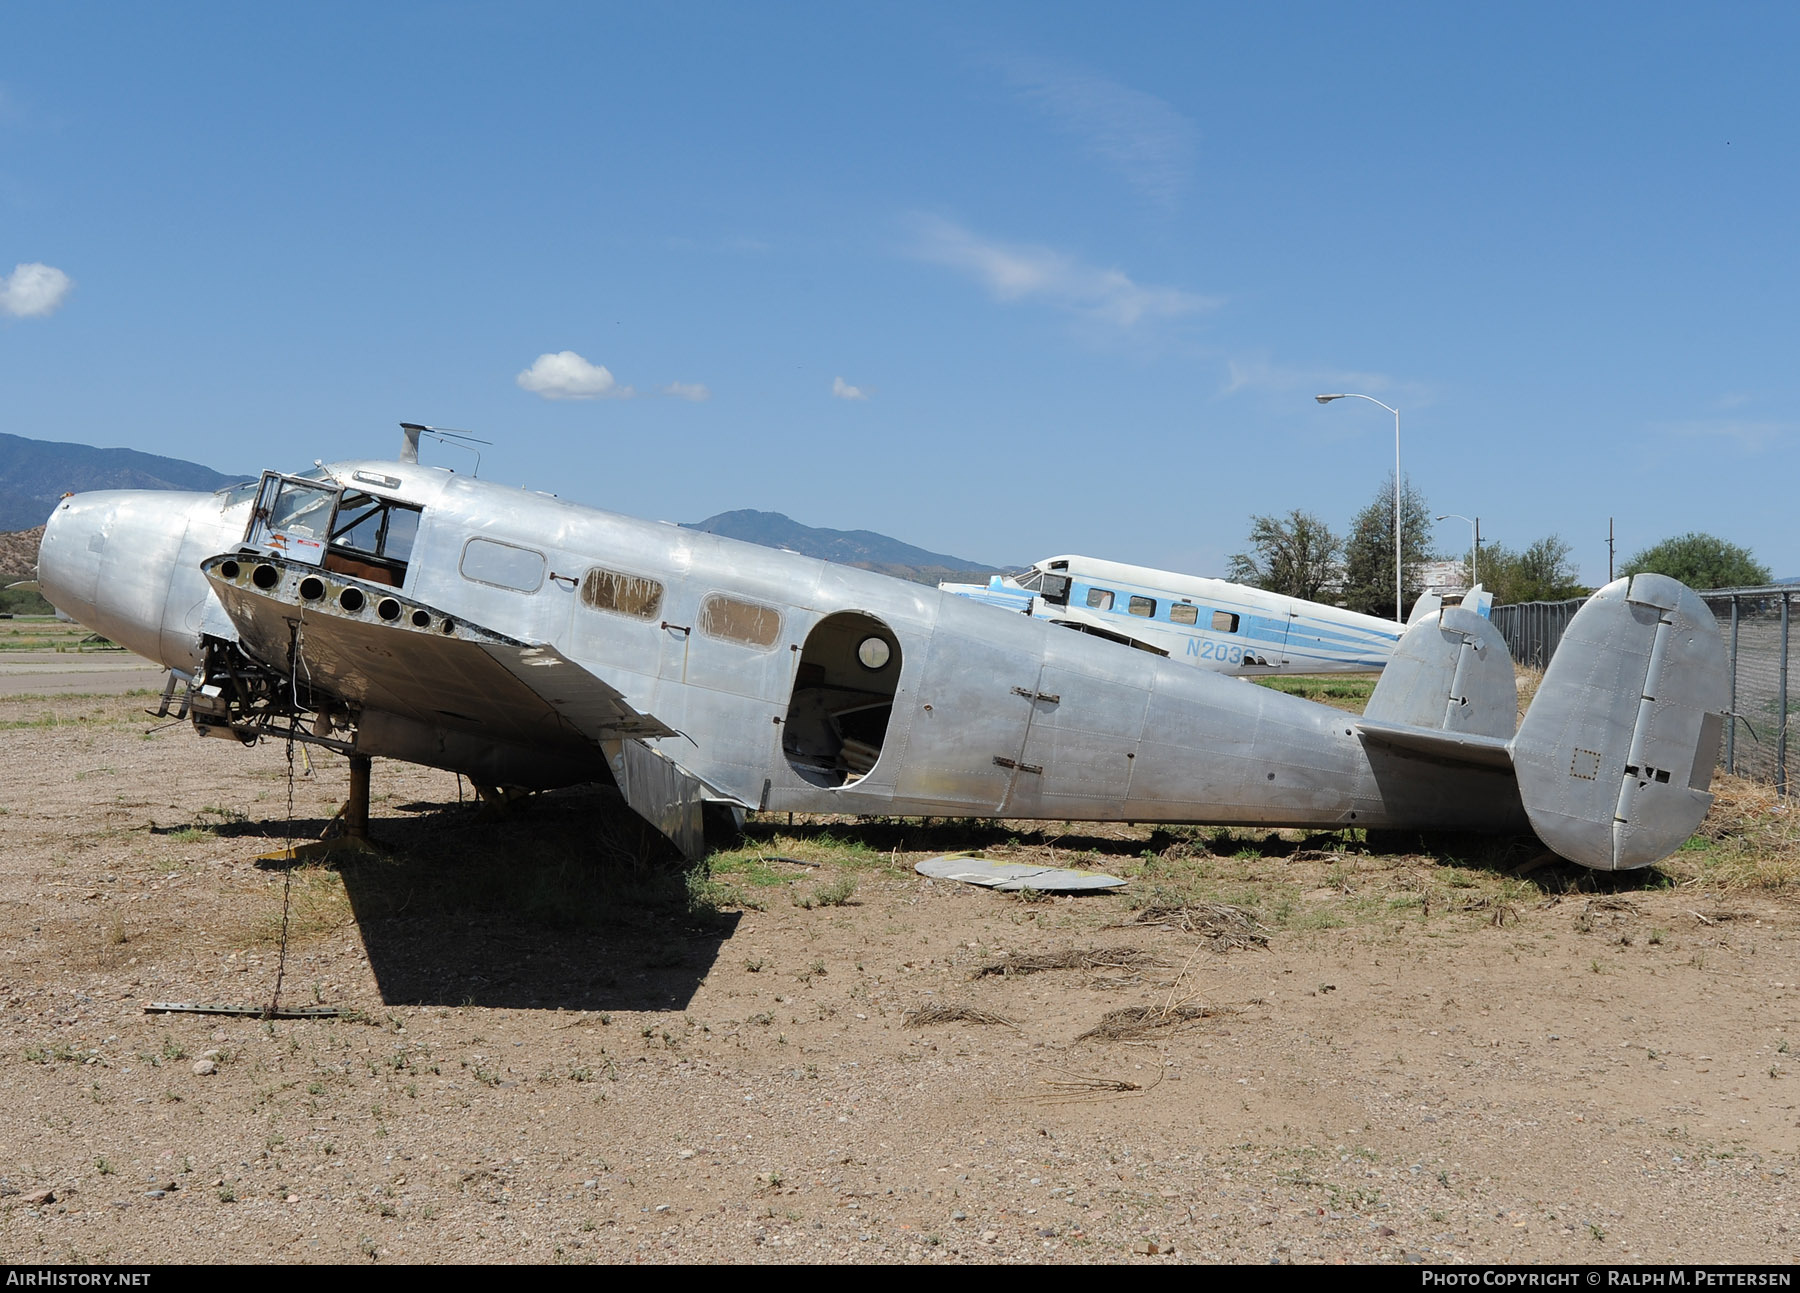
<box><xmin>972</xmin><ymin>946</ymin><xmax>1165</xmax><ymax>979</ymax></box>
<box><xmin>903</xmin><ymin>1004</ymin><xmax>1016</xmax><ymax>1029</ymax></box>
<box><xmin>1663</xmin><ymin>773</ymin><xmax>1800</xmax><ymax>890</ymax></box>
<box><xmin>1076</xmin><ymin>1002</ymin><xmax>1232</xmax><ymax>1041</ymax></box>
<box><xmin>1125</xmin><ymin>902</ymin><xmax>1271</xmax><ymax>950</ymax></box>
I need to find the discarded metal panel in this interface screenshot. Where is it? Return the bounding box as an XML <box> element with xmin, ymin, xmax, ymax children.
<box><xmin>915</xmin><ymin>855</ymin><xmax>1126</xmax><ymax>892</ymax></box>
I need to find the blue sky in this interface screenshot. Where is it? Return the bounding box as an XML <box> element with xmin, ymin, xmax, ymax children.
<box><xmin>3</xmin><ymin>2</ymin><xmax>1794</xmax><ymax>583</ymax></box>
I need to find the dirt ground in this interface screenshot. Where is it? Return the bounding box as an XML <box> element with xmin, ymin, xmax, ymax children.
<box><xmin>0</xmin><ymin>685</ymin><xmax>1795</xmax><ymax>1266</ymax></box>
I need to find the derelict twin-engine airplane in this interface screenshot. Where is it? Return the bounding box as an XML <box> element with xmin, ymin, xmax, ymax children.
<box><xmin>37</xmin><ymin>424</ymin><xmax>1728</xmax><ymax>870</ymax></box>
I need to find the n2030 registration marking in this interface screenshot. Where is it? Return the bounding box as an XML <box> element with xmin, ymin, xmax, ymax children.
<box><xmin>1187</xmin><ymin>638</ymin><xmax>1243</xmax><ymax>664</ymax></box>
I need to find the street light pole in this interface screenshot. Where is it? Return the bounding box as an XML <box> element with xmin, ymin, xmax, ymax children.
<box><xmin>1436</xmin><ymin>513</ymin><xmax>1480</xmax><ymax>587</ymax></box>
<box><xmin>1315</xmin><ymin>393</ymin><xmax>1403</xmax><ymax>623</ymax></box>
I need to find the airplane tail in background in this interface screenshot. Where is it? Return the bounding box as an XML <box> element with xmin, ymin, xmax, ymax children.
<box><xmin>1510</xmin><ymin>575</ymin><xmax>1728</xmax><ymax>869</ymax></box>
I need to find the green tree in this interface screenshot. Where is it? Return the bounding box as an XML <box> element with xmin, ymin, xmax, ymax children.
<box><xmin>1621</xmin><ymin>532</ymin><xmax>1771</xmax><ymax>590</ymax></box>
<box><xmin>1341</xmin><ymin>473</ymin><xmax>1435</xmax><ymax>620</ymax></box>
<box><xmin>1470</xmin><ymin>534</ymin><xmax>1588</xmax><ymax>605</ymax></box>
<box><xmin>1227</xmin><ymin>510</ymin><xmax>1342</xmax><ymax>601</ymax></box>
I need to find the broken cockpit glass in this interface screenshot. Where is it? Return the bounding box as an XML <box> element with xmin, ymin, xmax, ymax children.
<box><xmin>246</xmin><ymin>473</ymin><xmax>339</xmax><ymax>565</ymax></box>
<box><xmin>244</xmin><ymin>472</ymin><xmax>423</xmax><ymax>588</ymax></box>
<box><xmin>1013</xmin><ymin>567</ymin><xmax>1071</xmax><ymax>607</ymax></box>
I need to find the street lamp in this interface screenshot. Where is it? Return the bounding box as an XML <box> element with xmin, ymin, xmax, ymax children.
<box><xmin>1436</xmin><ymin>513</ymin><xmax>1480</xmax><ymax>588</ymax></box>
<box><xmin>1315</xmin><ymin>393</ymin><xmax>1403</xmax><ymax>623</ymax></box>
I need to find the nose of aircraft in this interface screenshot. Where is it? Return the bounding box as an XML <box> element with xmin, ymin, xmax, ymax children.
<box><xmin>39</xmin><ymin>488</ymin><xmax>228</xmax><ymax>666</ymax></box>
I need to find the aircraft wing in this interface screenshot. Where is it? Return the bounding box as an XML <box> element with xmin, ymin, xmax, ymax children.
<box><xmin>200</xmin><ymin>553</ymin><xmax>709</xmax><ymax>856</ymax></box>
<box><xmin>1042</xmin><ymin>605</ymin><xmax>1171</xmax><ymax>656</ymax></box>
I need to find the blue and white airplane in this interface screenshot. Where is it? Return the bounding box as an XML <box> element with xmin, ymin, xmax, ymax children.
<box><xmin>944</xmin><ymin>554</ymin><xmax>1491</xmax><ymax>676</ymax></box>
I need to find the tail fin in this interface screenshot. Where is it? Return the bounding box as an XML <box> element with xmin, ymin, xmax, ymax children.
<box><xmin>1510</xmin><ymin>575</ymin><xmax>1728</xmax><ymax>869</ymax></box>
<box><xmin>1366</xmin><ymin>606</ymin><xmax>1517</xmax><ymax>739</ymax></box>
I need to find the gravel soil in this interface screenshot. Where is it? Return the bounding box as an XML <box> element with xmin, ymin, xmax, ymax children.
<box><xmin>0</xmin><ymin>692</ymin><xmax>1796</xmax><ymax>1265</ymax></box>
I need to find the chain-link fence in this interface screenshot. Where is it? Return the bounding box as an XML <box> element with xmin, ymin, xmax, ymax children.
<box><xmin>1490</xmin><ymin>585</ymin><xmax>1795</xmax><ymax>795</ymax></box>
<box><xmin>1702</xmin><ymin>586</ymin><xmax>1794</xmax><ymax>794</ymax></box>
<box><xmin>1488</xmin><ymin>598</ymin><xmax>1584</xmax><ymax>669</ymax></box>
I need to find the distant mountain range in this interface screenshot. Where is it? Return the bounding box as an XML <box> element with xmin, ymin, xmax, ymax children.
<box><xmin>0</xmin><ymin>433</ymin><xmax>1005</xmax><ymax>586</ymax></box>
<box><xmin>0</xmin><ymin>432</ymin><xmax>244</xmax><ymax>531</ymax></box>
<box><xmin>683</xmin><ymin>509</ymin><xmax>1006</xmax><ymax>586</ymax></box>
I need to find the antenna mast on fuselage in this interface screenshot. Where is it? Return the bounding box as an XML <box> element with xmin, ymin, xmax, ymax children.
<box><xmin>396</xmin><ymin>423</ymin><xmax>493</xmax><ymax>475</ymax></box>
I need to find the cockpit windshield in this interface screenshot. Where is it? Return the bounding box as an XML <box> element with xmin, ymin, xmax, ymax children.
<box><xmin>1015</xmin><ymin>568</ymin><xmax>1070</xmax><ymax>604</ymax></box>
<box><xmin>330</xmin><ymin>491</ymin><xmax>422</xmax><ymax>567</ymax></box>
<box><xmin>241</xmin><ymin>471</ymin><xmax>424</xmax><ymax>588</ymax></box>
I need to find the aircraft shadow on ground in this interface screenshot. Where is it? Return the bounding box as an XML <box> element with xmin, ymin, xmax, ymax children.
<box><xmin>252</xmin><ymin>787</ymin><xmax>738</xmax><ymax>1014</ymax></box>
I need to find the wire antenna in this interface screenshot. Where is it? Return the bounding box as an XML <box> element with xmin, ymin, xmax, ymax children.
<box><xmin>398</xmin><ymin>422</ymin><xmax>492</xmax><ymax>476</ymax></box>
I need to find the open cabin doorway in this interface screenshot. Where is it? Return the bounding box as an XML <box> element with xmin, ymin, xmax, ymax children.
<box><xmin>782</xmin><ymin>611</ymin><xmax>902</xmax><ymax>788</ymax></box>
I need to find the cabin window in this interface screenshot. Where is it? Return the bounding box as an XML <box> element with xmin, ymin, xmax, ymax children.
<box><xmin>461</xmin><ymin>538</ymin><xmax>546</xmax><ymax>593</ymax></box>
<box><xmin>1169</xmin><ymin>603</ymin><xmax>1198</xmax><ymax>626</ymax></box>
<box><xmin>1086</xmin><ymin>587</ymin><xmax>1115</xmax><ymax>611</ymax></box>
<box><xmin>1128</xmin><ymin>595</ymin><xmax>1156</xmax><ymax>617</ymax></box>
<box><xmin>699</xmin><ymin>593</ymin><xmax>780</xmax><ymax>647</ymax></box>
<box><xmin>1212</xmin><ymin>611</ymin><xmax>1240</xmax><ymax>633</ymax></box>
<box><xmin>581</xmin><ymin>567</ymin><xmax>664</xmax><ymax>620</ymax></box>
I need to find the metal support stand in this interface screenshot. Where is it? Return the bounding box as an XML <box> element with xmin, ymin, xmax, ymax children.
<box><xmin>256</xmin><ymin>753</ymin><xmax>380</xmax><ymax>862</ymax></box>
<box><xmin>346</xmin><ymin>754</ymin><xmax>372</xmax><ymax>843</ymax></box>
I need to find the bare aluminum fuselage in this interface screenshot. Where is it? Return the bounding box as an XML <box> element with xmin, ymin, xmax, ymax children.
<box><xmin>38</xmin><ymin>461</ymin><xmax>1528</xmax><ymax>836</ymax></box>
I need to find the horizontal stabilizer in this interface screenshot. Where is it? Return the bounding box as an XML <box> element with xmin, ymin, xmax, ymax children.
<box><xmin>1364</xmin><ymin>606</ymin><xmax>1517</xmax><ymax>740</ymax></box>
<box><xmin>1354</xmin><ymin>719</ymin><xmax>1514</xmax><ymax>769</ymax></box>
<box><xmin>1510</xmin><ymin>575</ymin><xmax>1728</xmax><ymax>870</ymax></box>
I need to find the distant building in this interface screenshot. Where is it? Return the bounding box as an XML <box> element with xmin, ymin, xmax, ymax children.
<box><xmin>1414</xmin><ymin>559</ymin><xmax>1470</xmax><ymax>599</ymax></box>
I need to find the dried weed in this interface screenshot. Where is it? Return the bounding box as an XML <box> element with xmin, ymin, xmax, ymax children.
<box><xmin>903</xmin><ymin>1003</ymin><xmax>1016</xmax><ymax>1029</ymax></box>
<box><xmin>972</xmin><ymin>946</ymin><xmax>1165</xmax><ymax>979</ymax></box>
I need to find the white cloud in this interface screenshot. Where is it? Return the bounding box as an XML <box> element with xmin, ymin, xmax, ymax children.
<box><xmin>909</xmin><ymin>215</ymin><xmax>1215</xmax><ymax>328</ymax></box>
<box><xmin>0</xmin><ymin>262</ymin><xmax>71</xmax><ymax>318</ymax></box>
<box><xmin>831</xmin><ymin>377</ymin><xmax>867</xmax><ymax>401</ymax></box>
<box><xmin>998</xmin><ymin>55</ymin><xmax>1197</xmax><ymax>208</ymax></box>
<box><xmin>1664</xmin><ymin>418</ymin><xmax>1786</xmax><ymax>453</ymax></box>
<box><xmin>516</xmin><ymin>351</ymin><xmax>632</xmax><ymax>400</ymax></box>
<box><xmin>1223</xmin><ymin>356</ymin><xmax>1401</xmax><ymax>401</ymax></box>
<box><xmin>661</xmin><ymin>381</ymin><xmax>711</xmax><ymax>402</ymax></box>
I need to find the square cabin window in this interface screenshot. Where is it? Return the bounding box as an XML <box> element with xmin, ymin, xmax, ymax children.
<box><xmin>699</xmin><ymin>594</ymin><xmax>781</xmax><ymax>648</ymax></box>
<box><xmin>1212</xmin><ymin>611</ymin><xmax>1240</xmax><ymax>633</ymax></box>
<box><xmin>581</xmin><ymin>567</ymin><xmax>664</xmax><ymax>620</ymax></box>
<box><xmin>1086</xmin><ymin>587</ymin><xmax>1115</xmax><ymax>611</ymax></box>
<box><xmin>1128</xmin><ymin>596</ymin><xmax>1156</xmax><ymax>617</ymax></box>
<box><xmin>1169</xmin><ymin>603</ymin><xmax>1198</xmax><ymax>626</ymax></box>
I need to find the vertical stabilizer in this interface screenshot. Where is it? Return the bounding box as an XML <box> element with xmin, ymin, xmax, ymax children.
<box><xmin>1511</xmin><ymin>575</ymin><xmax>1728</xmax><ymax>869</ymax></box>
<box><xmin>1365</xmin><ymin>606</ymin><xmax>1517</xmax><ymax>739</ymax></box>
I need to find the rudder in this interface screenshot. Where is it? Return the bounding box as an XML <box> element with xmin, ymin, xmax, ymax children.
<box><xmin>1510</xmin><ymin>575</ymin><xmax>1728</xmax><ymax>869</ymax></box>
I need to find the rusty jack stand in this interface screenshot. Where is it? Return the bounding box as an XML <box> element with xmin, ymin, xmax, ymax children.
<box><xmin>257</xmin><ymin>753</ymin><xmax>381</xmax><ymax>863</ymax></box>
